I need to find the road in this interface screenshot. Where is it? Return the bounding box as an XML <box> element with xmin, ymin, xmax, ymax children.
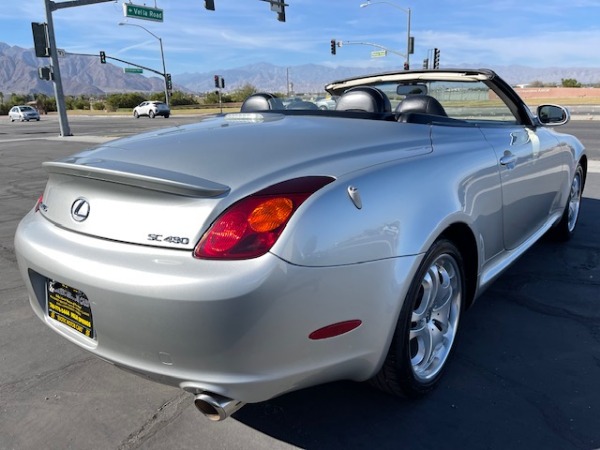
<box><xmin>1</xmin><ymin>115</ymin><xmax>599</xmax><ymax>450</ymax></box>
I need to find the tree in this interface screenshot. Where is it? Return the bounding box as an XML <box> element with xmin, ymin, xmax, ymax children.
<box><xmin>230</xmin><ymin>84</ymin><xmax>258</xmax><ymax>102</ymax></box>
<box><xmin>10</xmin><ymin>93</ymin><xmax>29</xmax><ymax>105</ymax></box>
<box><xmin>34</xmin><ymin>93</ymin><xmax>53</xmax><ymax>114</ymax></box>
<box><xmin>561</xmin><ymin>78</ymin><xmax>581</xmax><ymax>88</ymax></box>
<box><xmin>105</xmin><ymin>93</ymin><xmax>146</xmax><ymax>110</ymax></box>
<box><xmin>169</xmin><ymin>91</ymin><xmax>200</xmax><ymax>106</ymax></box>
<box><xmin>203</xmin><ymin>91</ymin><xmax>233</xmax><ymax>104</ymax></box>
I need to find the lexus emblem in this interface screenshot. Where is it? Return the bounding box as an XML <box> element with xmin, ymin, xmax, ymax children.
<box><xmin>71</xmin><ymin>198</ymin><xmax>90</xmax><ymax>222</ymax></box>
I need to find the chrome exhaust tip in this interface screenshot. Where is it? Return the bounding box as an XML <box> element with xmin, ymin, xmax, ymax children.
<box><xmin>193</xmin><ymin>392</ymin><xmax>245</xmax><ymax>421</ymax></box>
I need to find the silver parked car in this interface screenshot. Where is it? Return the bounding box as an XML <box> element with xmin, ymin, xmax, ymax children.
<box><xmin>9</xmin><ymin>105</ymin><xmax>40</xmax><ymax>122</ymax></box>
<box><xmin>314</xmin><ymin>95</ymin><xmax>337</xmax><ymax>110</ymax></box>
<box><xmin>133</xmin><ymin>100</ymin><xmax>170</xmax><ymax>118</ymax></box>
<box><xmin>15</xmin><ymin>69</ymin><xmax>586</xmax><ymax>421</ymax></box>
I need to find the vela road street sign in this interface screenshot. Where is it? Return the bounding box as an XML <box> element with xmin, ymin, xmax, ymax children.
<box><xmin>124</xmin><ymin>68</ymin><xmax>144</xmax><ymax>74</ymax></box>
<box><xmin>371</xmin><ymin>50</ymin><xmax>387</xmax><ymax>58</ymax></box>
<box><xmin>123</xmin><ymin>3</ymin><xmax>164</xmax><ymax>22</ymax></box>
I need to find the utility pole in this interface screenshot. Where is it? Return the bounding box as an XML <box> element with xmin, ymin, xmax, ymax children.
<box><xmin>42</xmin><ymin>0</ymin><xmax>114</xmax><ymax>137</ymax></box>
<box><xmin>43</xmin><ymin>0</ymin><xmax>70</xmax><ymax>136</ymax></box>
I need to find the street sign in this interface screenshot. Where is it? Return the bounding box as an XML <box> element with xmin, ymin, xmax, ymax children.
<box><xmin>123</xmin><ymin>3</ymin><xmax>164</xmax><ymax>22</ymax></box>
<box><xmin>371</xmin><ymin>50</ymin><xmax>387</xmax><ymax>58</ymax></box>
<box><xmin>124</xmin><ymin>68</ymin><xmax>143</xmax><ymax>74</ymax></box>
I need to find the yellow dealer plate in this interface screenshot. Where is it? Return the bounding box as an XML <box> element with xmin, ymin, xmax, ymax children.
<box><xmin>47</xmin><ymin>280</ymin><xmax>94</xmax><ymax>339</ymax></box>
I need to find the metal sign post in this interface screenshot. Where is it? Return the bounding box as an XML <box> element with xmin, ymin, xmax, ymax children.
<box><xmin>43</xmin><ymin>0</ymin><xmax>70</xmax><ymax>136</ymax></box>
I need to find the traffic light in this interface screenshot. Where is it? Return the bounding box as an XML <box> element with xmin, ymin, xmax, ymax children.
<box><xmin>31</xmin><ymin>22</ymin><xmax>50</xmax><ymax>58</ymax></box>
<box><xmin>212</xmin><ymin>75</ymin><xmax>225</xmax><ymax>89</ymax></box>
<box><xmin>38</xmin><ymin>66</ymin><xmax>52</xmax><ymax>81</ymax></box>
<box><xmin>268</xmin><ymin>0</ymin><xmax>286</xmax><ymax>22</ymax></box>
<box><xmin>423</xmin><ymin>58</ymin><xmax>429</xmax><ymax>69</ymax></box>
<box><xmin>403</xmin><ymin>62</ymin><xmax>409</xmax><ymax>71</ymax></box>
<box><xmin>100</xmin><ymin>51</ymin><xmax>106</xmax><ymax>64</ymax></box>
<box><xmin>204</xmin><ymin>0</ymin><xmax>215</xmax><ymax>10</ymax></box>
<box><xmin>433</xmin><ymin>48</ymin><xmax>440</xmax><ymax>69</ymax></box>
<box><xmin>166</xmin><ymin>73</ymin><xmax>172</xmax><ymax>90</ymax></box>
<box><xmin>330</xmin><ymin>39</ymin><xmax>336</xmax><ymax>55</ymax></box>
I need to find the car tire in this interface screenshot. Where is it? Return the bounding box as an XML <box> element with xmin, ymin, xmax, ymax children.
<box><xmin>164</xmin><ymin>114</ymin><xmax>170</xmax><ymax>118</ymax></box>
<box><xmin>370</xmin><ymin>239</ymin><xmax>464</xmax><ymax>398</ymax></box>
<box><xmin>548</xmin><ymin>163</ymin><xmax>584</xmax><ymax>242</ymax></box>
<box><xmin>319</xmin><ymin>105</ymin><xmax>328</xmax><ymax>110</ymax></box>
<box><xmin>149</xmin><ymin>111</ymin><xmax>156</xmax><ymax>119</ymax></box>
<box><xmin>133</xmin><ymin>111</ymin><xmax>139</xmax><ymax>119</ymax></box>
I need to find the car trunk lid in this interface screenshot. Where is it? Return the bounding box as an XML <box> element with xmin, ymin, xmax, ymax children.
<box><xmin>40</xmin><ymin>159</ymin><xmax>228</xmax><ymax>250</ymax></box>
<box><xmin>38</xmin><ymin>114</ymin><xmax>432</xmax><ymax>250</ymax></box>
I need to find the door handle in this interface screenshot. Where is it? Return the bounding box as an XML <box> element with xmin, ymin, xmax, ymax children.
<box><xmin>500</xmin><ymin>151</ymin><xmax>517</xmax><ymax>169</ymax></box>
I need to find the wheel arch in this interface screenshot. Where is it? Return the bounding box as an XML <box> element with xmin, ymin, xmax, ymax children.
<box><xmin>579</xmin><ymin>155</ymin><xmax>588</xmax><ymax>189</ymax></box>
<box><xmin>439</xmin><ymin>222</ymin><xmax>478</xmax><ymax>309</ymax></box>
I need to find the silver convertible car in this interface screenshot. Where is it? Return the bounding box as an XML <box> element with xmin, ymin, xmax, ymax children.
<box><xmin>15</xmin><ymin>69</ymin><xmax>586</xmax><ymax>421</ymax></box>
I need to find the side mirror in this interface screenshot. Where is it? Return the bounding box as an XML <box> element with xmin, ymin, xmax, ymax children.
<box><xmin>537</xmin><ymin>104</ymin><xmax>570</xmax><ymax>126</ymax></box>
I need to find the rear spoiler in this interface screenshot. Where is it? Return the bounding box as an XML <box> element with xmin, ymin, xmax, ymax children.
<box><xmin>43</xmin><ymin>158</ymin><xmax>230</xmax><ymax>198</ymax></box>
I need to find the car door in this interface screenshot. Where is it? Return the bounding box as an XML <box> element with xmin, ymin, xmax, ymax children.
<box><xmin>478</xmin><ymin>124</ymin><xmax>566</xmax><ymax>250</ymax></box>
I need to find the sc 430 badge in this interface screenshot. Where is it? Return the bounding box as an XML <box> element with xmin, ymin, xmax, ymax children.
<box><xmin>147</xmin><ymin>234</ymin><xmax>190</xmax><ymax>245</ymax></box>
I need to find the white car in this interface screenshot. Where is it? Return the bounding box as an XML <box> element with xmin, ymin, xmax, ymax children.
<box><xmin>133</xmin><ymin>101</ymin><xmax>170</xmax><ymax>119</ymax></box>
<box><xmin>9</xmin><ymin>105</ymin><xmax>40</xmax><ymax>122</ymax></box>
<box><xmin>314</xmin><ymin>96</ymin><xmax>337</xmax><ymax>110</ymax></box>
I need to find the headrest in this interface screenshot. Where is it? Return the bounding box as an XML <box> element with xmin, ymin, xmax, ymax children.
<box><xmin>241</xmin><ymin>93</ymin><xmax>284</xmax><ymax>112</ymax></box>
<box><xmin>395</xmin><ymin>94</ymin><xmax>447</xmax><ymax>116</ymax></box>
<box><xmin>335</xmin><ymin>86</ymin><xmax>392</xmax><ymax>113</ymax></box>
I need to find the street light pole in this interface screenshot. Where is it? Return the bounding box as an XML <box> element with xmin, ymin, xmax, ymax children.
<box><xmin>359</xmin><ymin>1</ymin><xmax>411</xmax><ymax>68</ymax></box>
<box><xmin>118</xmin><ymin>22</ymin><xmax>169</xmax><ymax>107</ymax></box>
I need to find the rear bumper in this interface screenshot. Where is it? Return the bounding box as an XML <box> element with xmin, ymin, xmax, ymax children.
<box><xmin>15</xmin><ymin>210</ymin><xmax>419</xmax><ymax>402</ymax></box>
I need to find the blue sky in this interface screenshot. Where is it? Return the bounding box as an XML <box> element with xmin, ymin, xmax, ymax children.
<box><xmin>2</xmin><ymin>0</ymin><xmax>600</xmax><ymax>76</ymax></box>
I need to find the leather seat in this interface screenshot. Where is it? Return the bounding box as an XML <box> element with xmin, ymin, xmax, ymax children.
<box><xmin>335</xmin><ymin>86</ymin><xmax>392</xmax><ymax>113</ymax></box>
<box><xmin>395</xmin><ymin>94</ymin><xmax>447</xmax><ymax>116</ymax></box>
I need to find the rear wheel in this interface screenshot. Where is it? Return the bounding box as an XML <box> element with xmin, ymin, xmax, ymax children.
<box><xmin>164</xmin><ymin>113</ymin><xmax>170</xmax><ymax>118</ymax></box>
<box><xmin>149</xmin><ymin>111</ymin><xmax>156</xmax><ymax>119</ymax></box>
<box><xmin>549</xmin><ymin>163</ymin><xmax>584</xmax><ymax>242</ymax></box>
<box><xmin>133</xmin><ymin>111</ymin><xmax>139</xmax><ymax>119</ymax></box>
<box><xmin>371</xmin><ymin>239</ymin><xmax>464</xmax><ymax>397</ymax></box>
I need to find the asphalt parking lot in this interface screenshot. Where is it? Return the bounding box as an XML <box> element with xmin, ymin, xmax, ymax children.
<box><xmin>1</xmin><ymin>116</ymin><xmax>599</xmax><ymax>450</ymax></box>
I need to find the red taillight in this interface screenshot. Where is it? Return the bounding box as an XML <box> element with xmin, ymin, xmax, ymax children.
<box><xmin>194</xmin><ymin>176</ymin><xmax>334</xmax><ymax>260</ymax></box>
<box><xmin>34</xmin><ymin>195</ymin><xmax>43</xmax><ymax>212</ymax></box>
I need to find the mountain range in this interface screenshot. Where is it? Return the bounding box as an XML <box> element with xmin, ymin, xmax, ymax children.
<box><xmin>2</xmin><ymin>42</ymin><xmax>600</xmax><ymax>96</ymax></box>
